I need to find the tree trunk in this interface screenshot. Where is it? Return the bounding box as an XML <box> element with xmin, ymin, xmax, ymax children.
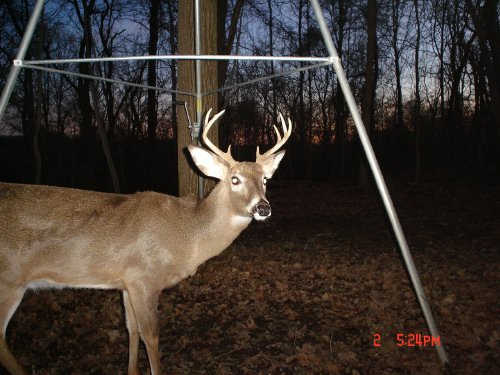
<box><xmin>177</xmin><ymin>0</ymin><xmax>218</xmax><ymax>197</ymax></box>
<box><xmin>80</xmin><ymin>0</ymin><xmax>120</xmax><ymax>193</ymax></box>
<box><xmin>466</xmin><ymin>0</ymin><xmax>500</xmax><ymax>144</ymax></box>
<box><xmin>33</xmin><ymin>11</ymin><xmax>44</xmax><ymax>184</ymax></box>
<box><xmin>297</xmin><ymin>0</ymin><xmax>311</xmax><ymax>180</ymax></box>
<box><xmin>72</xmin><ymin>0</ymin><xmax>96</xmax><ymax>140</ymax></box>
<box><xmin>217</xmin><ymin>0</ymin><xmax>245</xmax><ymax>90</ymax></box>
<box><xmin>267</xmin><ymin>0</ymin><xmax>278</xmax><ymax>130</ymax></box>
<box><xmin>437</xmin><ymin>3</ymin><xmax>446</xmax><ymax>134</ymax></box>
<box><xmin>96</xmin><ymin>0</ymin><xmax>118</xmax><ymax>138</ymax></box>
<box><xmin>90</xmin><ymin>81</ymin><xmax>120</xmax><ymax>193</ymax></box>
<box><xmin>413</xmin><ymin>0</ymin><xmax>422</xmax><ymax>184</ymax></box>
<box><xmin>333</xmin><ymin>0</ymin><xmax>347</xmax><ymax>181</ymax></box>
<box><xmin>391</xmin><ymin>0</ymin><xmax>404</xmax><ymax>132</ymax></box>
<box><xmin>445</xmin><ymin>7</ymin><xmax>476</xmax><ymax>166</ymax></box>
<box><xmin>167</xmin><ymin>1</ymin><xmax>178</xmax><ymax>139</ymax></box>
<box><xmin>359</xmin><ymin>0</ymin><xmax>378</xmax><ymax>188</ymax></box>
<box><xmin>147</xmin><ymin>0</ymin><xmax>160</xmax><ymax>140</ymax></box>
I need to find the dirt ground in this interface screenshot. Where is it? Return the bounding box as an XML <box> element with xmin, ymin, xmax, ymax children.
<box><xmin>5</xmin><ymin>179</ymin><xmax>500</xmax><ymax>374</ymax></box>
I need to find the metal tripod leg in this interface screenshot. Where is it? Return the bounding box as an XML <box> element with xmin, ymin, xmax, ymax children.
<box><xmin>0</xmin><ymin>0</ymin><xmax>45</xmax><ymax>121</ymax></box>
<box><xmin>310</xmin><ymin>0</ymin><xmax>449</xmax><ymax>366</ymax></box>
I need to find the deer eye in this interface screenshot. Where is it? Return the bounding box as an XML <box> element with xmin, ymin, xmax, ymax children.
<box><xmin>231</xmin><ymin>176</ymin><xmax>241</xmax><ymax>185</ymax></box>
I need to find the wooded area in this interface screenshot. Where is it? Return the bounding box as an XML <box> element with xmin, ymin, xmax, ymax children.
<box><xmin>0</xmin><ymin>0</ymin><xmax>499</xmax><ymax>193</ymax></box>
<box><xmin>1</xmin><ymin>2</ymin><xmax>499</xmax><ymax>374</ymax></box>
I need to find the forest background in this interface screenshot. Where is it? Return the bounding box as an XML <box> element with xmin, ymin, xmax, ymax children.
<box><xmin>0</xmin><ymin>0</ymin><xmax>499</xmax><ymax>195</ymax></box>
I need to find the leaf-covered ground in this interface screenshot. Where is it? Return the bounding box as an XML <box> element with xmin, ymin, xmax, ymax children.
<box><xmin>5</xmin><ymin>179</ymin><xmax>500</xmax><ymax>374</ymax></box>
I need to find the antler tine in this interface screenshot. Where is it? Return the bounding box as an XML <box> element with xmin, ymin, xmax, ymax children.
<box><xmin>272</xmin><ymin>125</ymin><xmax>282</xmax><ymax>143</ymax></box>
<box><xmin>257</xmin><ymin>112</ymin><xmax>292</xmax><ymax>160</ymax></box>
<box><xmin>201</xmin><ymin>108</ymin><xmax>235</xmax><ymax>165</ymax></box>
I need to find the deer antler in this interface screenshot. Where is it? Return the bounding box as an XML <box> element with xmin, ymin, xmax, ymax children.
<box><xmin>256</xmin><ymin>112</ymin><xmax>293</xmax><ymax>161</ymax></box>
<box><xmin>202</xmin><ymin>108</ymin><xmax>235</xmax><ymax>165</ymax></box>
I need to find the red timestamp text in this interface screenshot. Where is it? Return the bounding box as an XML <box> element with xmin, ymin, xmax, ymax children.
<box><xmin>372</xmin><ymin>333</ymin><xmax>441</xmax><ymax>347</ymax></box>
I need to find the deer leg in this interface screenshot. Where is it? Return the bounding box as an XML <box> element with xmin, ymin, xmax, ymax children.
<box><xmin>0</xmin><ymin>288</ymin><xmax>27</xmax><ymax>375</ymax></box>
<box><xmin>123</xmin><ymin>290</ymin><xmax>140</xmax><ymax>375</ymax></box>
<box><xmin>125</xmin><ymin>285</ymin><xmax>160</xmax><ymax>375</ymax></box>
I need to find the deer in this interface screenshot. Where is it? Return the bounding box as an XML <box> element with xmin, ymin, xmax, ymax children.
<box><xmin>0</xmin><ymin>109</ymin><xmax>292</xmax><ymax>375</ymax></box>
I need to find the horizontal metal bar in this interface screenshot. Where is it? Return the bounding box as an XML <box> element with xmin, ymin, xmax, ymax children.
<box><xmin>22</xmin><ymin>63</ymin><xmax>195</xmax><ymax>97</ymax></box>
<box><xmin>23</xmin><ymin>61</ymin><xmax>335</xmax><ymax>101</ymax></box>
<box><xmin>20</xmin><ymin>54</ymin><xmax>333</xmax><ymax>66</ymax></box>
<box><xmin>203</xmin><ymin>61</ymin><xmax>332</xmax><ymax>97</ymax></box>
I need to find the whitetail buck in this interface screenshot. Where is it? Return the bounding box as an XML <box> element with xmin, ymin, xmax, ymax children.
<box><xmin>0</xmin><ymin>109</ymin><xmax>291</xmax><ymax>374</ymax></box>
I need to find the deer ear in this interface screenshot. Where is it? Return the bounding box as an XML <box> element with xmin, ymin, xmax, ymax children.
<box><xmin>259</xmin><ymin>150</ymin><xmax>286</xmax><ymax>178</ymax></box>
<box><xmin>187</xmin><ymin>145</ymin><xmax>228</xmax><ymax>180</ymax></box>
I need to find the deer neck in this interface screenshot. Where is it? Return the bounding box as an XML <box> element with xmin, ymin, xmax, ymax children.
<box><xmin>192</xmin><ymin>183</ymin><xmax>251</xmax><ymax>266</ymax></box>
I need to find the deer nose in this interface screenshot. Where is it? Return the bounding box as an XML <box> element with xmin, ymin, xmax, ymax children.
<box><xmin>254</xmin><ymin>200</ymin><xmax>271</xmax><ymax>218</ymax></box>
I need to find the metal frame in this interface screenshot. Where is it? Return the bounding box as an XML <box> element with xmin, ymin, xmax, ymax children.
<box><xmin>0</xmin><ymin>0</ymin><xmax>448</xmax><ymax>366</ymax></box>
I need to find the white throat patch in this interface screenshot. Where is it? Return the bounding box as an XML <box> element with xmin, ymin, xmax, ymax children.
<box><xmin>231</xmin><ymin>215</ymin><xmax>252</xmax><ymax>227</ymax></box>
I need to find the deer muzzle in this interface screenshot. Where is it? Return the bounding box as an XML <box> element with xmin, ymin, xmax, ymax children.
<box><xmin>252</xmin><ymin>200</ymin><xmax>271</xmax><ymax>220</ymax></box>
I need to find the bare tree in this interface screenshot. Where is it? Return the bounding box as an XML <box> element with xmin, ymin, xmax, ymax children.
<box><xmin>444</xmin><ymin>0</ymin><xmax>476</xmax><ymax>165</ymax></box>
<box><xmin>334</xmin><ymin>0</ymin><xmax>349</xmax><ymax>181</ymax></box>
<box><xmin>177</xmin><ymin>0</ymin><xmax>218</xmax><ymax>196</ymax></box>
<box><xmin>466</xmin><ymin>0</ymin><xmax>500</xmax><ymax>147</ymax></box>
<box><xmin>147</xmin><ymin>0</ymin><xmax>160</xmax><ymax>140</ymax></box>
<box><xmin>390</xmin><ymin>0</ymin><xmax>404</xmax><ymax>132</ymax></box>
<box><xmin>1</xmin><ymin>0</ymin><xmax>498</xmax><ymax>185</ymax></box>
<box><xmin>69</xmin><ymin>0</ymin><xmax>96</xmax><ymax>140</ymax></box>
<box><xmin>33</xmin><ymin>7</ymin><xmax>44</xmax><ymax>184</ymax></box>
<box><xmin>166</xmin><ymin>0</ymin><xmax>178</xmax><ymax>136</ymax></box>
<box><xmin>297</xmin><ymin>0</ymin><xmax>312</xmax><ymax>179</ymax></box>
<box><xmin>359</xmin><ymin>0</ymin><xmax>378</xmax><ymax>188</ymax></box>
<box><xmin>413</xmin><ymin>0</ymin><xmax>422</xmax><ymax>183</ymax></box>
<box><xmin>217</xmin><ymin>0</ymin><xmax>245</xmax><ymax>91</ymax></box>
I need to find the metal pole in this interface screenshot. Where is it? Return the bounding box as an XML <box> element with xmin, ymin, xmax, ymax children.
<box><xmin>194</xmin><ymin>0</ymin><xmax>204</xmax><ymax>198</ymax></box>
<box><xmin>23</xmin><ymin>60</ymin><xmax>331</xmax><ymax>99</ymax></box>
<box><xmin>310</xmin><ymin>0</ymin><xmax>449</xmax><ymax>366</ymax></box>
<box><xmin>0</xmin><ymin>0</ymin><xmax>45</xmax><ymax>121</ymax></box>
<box><xmin>22</xmin><ymin>63</ymin><xmax>194</xmax><ymax>97</ymax></box>
<box><xmin>203</xmin><ymin>61</ymin><xmax>332</xmax><ymax>97</ymax></box>
<box><xmin>25</xmin><ymin>55</ymin><xmax>331</xmax><ymax>65</ymax></box>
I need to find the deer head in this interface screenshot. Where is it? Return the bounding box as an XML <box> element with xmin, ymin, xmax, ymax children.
<box><xmin>188</xmin><ymin>108</ymin><xmax>292</xmax><ymax>221</ymax></box>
